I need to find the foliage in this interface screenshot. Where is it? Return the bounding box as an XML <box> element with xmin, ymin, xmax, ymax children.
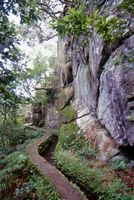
<box><xmin>0</xmin><ymin>123</ymin><xmax>26</xmax><ymax>151</ymax></box>
<box><xmin>0</xmin><ymin>0</ymin><xmax>40</xmax><ymax>125</ymax></box>
<box><xmin>111</xmin><ymin>160</ymin><xmax>127</xmax><ymax>170</ymax></box>
<box><xmin>0</xmin><ymin>151</ymin><xmax>61</xmax><ymax>200</ymax></box>
<box><xmin>0</xmin><ymin>152</ymin><xmax>28</xmax><ymax>197</ymax></box>
<box><xmin>119</xmin><ymin>0</ymin><xmax>134</xmax><ymax>14</ymax></box>
<box><xmin>5</xmin><ymin>151</ymin><xmax>28</xmax><ymax>169</ymax></box>
<box><xmin>52</xmin><ymin>5</ymin><xmax>88</xmax><ymax>38</ymax></box>
<box><xmin>94</xmin><ymin>15</ymin><xmax>127</xmax><ymax>44</ymax></box>
<box><xmin>74</xmin><ymin>136</ymin><xmax>98</xmax><ymax>160</ymax></box>
<box><xmin>56</xmin><ymin>122</ymin><xmax>98</xmax><ymax>160</ymax></box>
<box><xmin>14</xmin><ymin>181</ymin><xmax>36</xmax><ymax>200</ymax></box>
<box><xmin>56</xmin><ymin>122</ymin><xmax>78</xmax><ymax>150</ymax></box>
<box><xmin>25</xmin><ymin>160</ymin><xmax>61</xmax><ymax>200</ymax></box>
<box><xmin>0</xmin><ymin>127</ymin><xmax>61</xmax><ymax>200</ymax></box>
<box><xmin>0</xmin><ymin>0</ymin><xmax>40</xmax><ymax>79</ymax></box>
<box><xmin>60</xmin><ymin>105</ymin><xmax>76</xmax><ymax>122</ymax></box>
<box><xmin>25</xmin><ymin>53</ymin><xmax>52</xmax><ymax>82</ymax></box>
<box><xmin>1</xmin><ymin>0</ymin><xmax>39</xmax><ymax>24</ymax></box>
<box><xmin>0</xmin><ymin>120</ymin><xmax>45</xmax><ymax>155</ymax></box>
<box><xmin>19</xmin><ymin>52</ymin><xmax>57</xmax><ymax>103</ymax></box>
<box><xmin>54</xmin><ymin>150</ymin><xmax>133</xmax><ymax>200</ymax></box>
<box><xmin>52</xmin><ymin>3</ymin><xmax>128</xmax><ymax>44</ymax></box>
<box><xmin>34</xmin><ymin>176</ymin><xmax>61</xmax><ymax>200</ymax></box>
<box><xmin>54</xmin><ymin>118</ymin><xmax>132</xmax><ymax>199</ymax></box>
<box><xmin>0</xmin><ymin>0</ymin><xmax>60</xmax><ymax>125</ymax></box>
<box><xmin>34</xmin><ymin>90</ymin><xmax>47</xmax><ymax>105</ymax></box>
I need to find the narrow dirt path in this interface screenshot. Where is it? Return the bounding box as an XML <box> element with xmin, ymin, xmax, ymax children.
<box><xmin>27</xmin><ymin>132</ymin><xmax>87</xmax><ymax>200</ymax></box>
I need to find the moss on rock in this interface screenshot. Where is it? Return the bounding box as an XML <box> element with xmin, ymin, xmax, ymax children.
<box><xmin>58</xmin><ymin>86</ymin><xmax>74</xmax><ymax>110</ymax></box>
<box><xmin>55</xmin><ymin>122</ymin><xmax>78</xmax><ymax>151</ymax></box>
<box><xmin>59</xmin><ymin>105</ymin><xmax>76</xmax><ymax>124</ymax></box>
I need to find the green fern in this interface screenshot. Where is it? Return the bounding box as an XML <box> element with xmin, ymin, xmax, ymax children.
<box><xmin>0</xmin><ymin>152</ymin><xmax>27</xmax><ymax>195</ymax></box>
<box><xmin>5</xmin><ymin>151</ymin><xmax>27</xmax><ymax>167</ymax></box>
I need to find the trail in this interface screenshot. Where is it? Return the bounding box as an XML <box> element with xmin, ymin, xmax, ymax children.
<box><xmin>27</xmin><ymin>131</ymin><xmax>87</xmax><ymax>200</ymax></box>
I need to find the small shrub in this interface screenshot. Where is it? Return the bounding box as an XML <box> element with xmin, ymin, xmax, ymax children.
<box><xmin>52</xmin><ymin>4</ymin><xmax>128</xmax><ymax>44</ymax></box>
<box><xmin>111</xmin><ymin>160</ymin><xmax>127</xmax><ymax>170</ymax></box>
<box><xmin>54</xmin><ymin>150</ymin><xmax>103</xmax><ymax>194</ymax></box>
<box><xmin>76</xmin><ymin>141</ymin><xmax>98</xmax><ymax>160</ymax></box>
<box><xmin>0</xmin><ymin>152</ymin><xmax>61</xmax><ymax>200</ymax></box>
<box><xmin>27</xmin><ymin>161</ymin><xmax>61</xmax><ymax>200</ymax></box>
<box><xmin>56</xmin><ymin>122</ymin><xmax>97</xmax><ymax>160</ymax></box>
<box><xmin>5</xmin><ymin>151</ymin><xmax>28</xmax><ymax>168</ymax></box>
<box><xmin>34</xmin><ymin>177</ymin><xmax>61</xmax><ymax>200</ymax></box>
<box><xmin>52</xmin><ymin>5</ymin><xmax>88</xmax><ymax>38</ymax></box>
<box><xmin>15</xmin><ymin>182</ymin><xmax>36</xmax><ymax>200</ymax></box>
<box><xmin>0</xmin><ymin>152</ymin><xmax>28</xmax><ymax>198</ymax></box>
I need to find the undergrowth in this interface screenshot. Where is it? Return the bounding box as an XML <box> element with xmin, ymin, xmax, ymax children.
<box><xmin>60</xmin><ymin>105</ymin><xmax>76</xmax><ymax>122</ymax></box>
<box><xmin>0</xmin><ymin>126</ymin><xmax>61</xmax><ymax>200</ymax></box>
<box><xmin>0</xmin><ymin>150</ymin><xmax>61</xmax><ymax>200</ymax></box>
<box><xmin>56</xmin><ymin>122</ymin><xmax>98</xmax><ymax>161</ymax></box>
<box><xmin>0</xmin><ymin>123</ymin><xmax>45</xmax><ymax>155</ymax></box>
<box><xmin>28</xmin><ymin>161</ymin><xmax>61</xmax><ymax>200</ymax></box>
<box><xmin>54</xmin><ymin>150</ymin><xmax>133</xmax><ymax>200</ymax></box>
<box><xmin>54</xmin><ymin>122</ymin><xmax>134</xmax><ymax>200</ymax></box>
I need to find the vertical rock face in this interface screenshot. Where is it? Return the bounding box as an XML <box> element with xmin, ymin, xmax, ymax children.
<box><xmin>73</xmin><ymin>33</ymin><xmax>104</xmax><ymax>114</ymax></box>
<box><xmin>57</xmin><ymin>0</ymin><xmax>134</xmax><ymax>160</ymax></box>
<box><xmin>32</xmin><ymin>102</ymin><xmax>43</xmax><ymax>127</ymax></box>
<box><xmin>45</xmin><ymin>103</ymin><xmax>58</xmax><ymax>128</ymax></box>
<box><xmin>98</xmin><ymin>35</ymin><xmax>134</xmax><ymax>146</ymax></box>
<box><xmin>45</xmin><ymin>88</ymin><xmax>59</xmax><ymax>128</ymax></box>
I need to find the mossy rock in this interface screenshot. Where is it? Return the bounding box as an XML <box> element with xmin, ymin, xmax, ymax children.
<box><xmin>55</xmin><ymin>122</ymin><xmax>78</xmax><ymax>151</ymax></box>
<box><xmin>60</xmin><ymin>122</ymin><xmax>78</xmax><ymax>136</ymax></box>
<box><xmin>59</xmin><ymin>105</ymin><xmax>76</xmax><ymax>124</ymax></box>
<box><xmin>58</xmin><ymin>86</ymin><xmax>74</xmax><ymax>109</ymax></box>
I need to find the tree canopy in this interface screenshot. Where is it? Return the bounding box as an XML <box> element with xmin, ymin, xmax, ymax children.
<box><xmin>0</xmin><ymin>0</ymin><xmax>63</xmax><ymax>124</ymax></box>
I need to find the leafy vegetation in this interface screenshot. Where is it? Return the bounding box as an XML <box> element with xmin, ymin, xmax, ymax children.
<box><xmin>27</xmin><ymin>161</ymin><xmax>61</xmax><ymax>200</ymax></box>
<box><xmin>0</xmin><ymin>0</ymin><xmax>134</xmax><ymax>199</ymax></box>
<box><xmin>0</xmin><ymin>127</ymin><xmax>61</xmax><ymax>200</ymax></box>
<box><xmin>56</xmin><ymin>122</ymin><xmax>98</xmax><ymax>160</ymax></box>
<box><xmin>34</xmin><ymin>176</ymin><xmax>61</xmax><ymax>200</ymax></box>
<box><xmin>52</xmin><ymin>1</ymin><xmax>131</xmax><ymax>44</ymax></box>
<box><xmin>0</xmin><ymin>118</ymin><xmax>45</xmax><ymax>155</ymax></box>
<box><xmin>119</xmin><ymin>0</ymin><xmax>134</xmax><ymax>14</ymax></box>
<box><xmin>0</xmin><ymin>151</ymin><xmax>28</xmax><ymax>198</ymax></box>
<box><xmin>52</xmin><ymin>5</ymin><xmax>88</xmax><ymax>38</ymax></box>
<box><xmin>54</xmin><ymin>150</ymin><xmax>133</xmax><ymax>200</ymax></box>
<box><xmin>56</xmin><ymin>122</ymin><xmax>78</xmax><ymax>150</ymax></box>
<box><xmin>54</xmin><ymin>122</ymin><xmax>133</xmax><ymax>200</ymax></box>
<box><xmin>111</xmin><ymin>160</ymin><xmax>127</xmax><ymax>170</ymax></box>
<box><xmin>0</xmin><ymin>153</ymin><xmax>61</xmax><ymax>200</ymax></box>
<box><xmin>60</xmin><ymin>105</ymin><xmax>76</xmax><ymax>122</ymax></box>
<box><xmin>0</xmin><ymin>0</ymin><xmax>41</xmax><ymax>121</ymax></box>
<box><xmin>0</xmin><ymin>0</ymin><xmax>58</xmax><ymax>127</ymax></box>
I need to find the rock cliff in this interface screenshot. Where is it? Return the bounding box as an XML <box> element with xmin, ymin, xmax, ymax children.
<box><xmin>57</xmin><ymin>0</ymin><xmax>134</xmax><ymax>161</ymax></box>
